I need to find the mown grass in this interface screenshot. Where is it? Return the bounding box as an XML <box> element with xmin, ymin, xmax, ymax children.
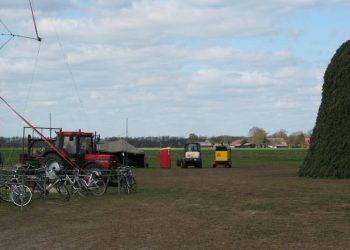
<box><xmin>144</xmin><ymin>148</ymin><xmax>307</xmax><ymax>168</ymax></box>
<box><xmin>1</xmin><ymin>147</ymin><xmax>350</xmax><ymax>249</ymax></box>
<box><xmin>0</xmin><ymin>147</ymin><xmax>308</xmax><ymax>169</ymax></box>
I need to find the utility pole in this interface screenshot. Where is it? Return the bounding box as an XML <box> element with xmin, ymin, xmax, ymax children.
<box><xmin>49</xmin><ymin>112</ymin><xmax>52</xmax><ymax>138</ymax></box>
<box><xmin>124</xmin><ymin>117</ymin><xmax>128</xmax><ymax>166</ymax></box>
<box><xmin>126</xmin><ymin>117</ymin><xmax>128</xmax><ymax>138</ymax></box>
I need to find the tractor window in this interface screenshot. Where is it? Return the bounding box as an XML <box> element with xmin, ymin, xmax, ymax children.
<box><xmin>185</xmin><ymin>144</ymin><xmax>200</xmax><ymax>152</ymax></box>
<box><xmin>63</xmin><ymin>136</ymin><xmax>77</xmax><ymax>154</ymax></box>
<box><xmin>80</xmin><ymin>137</ymin><xmax>93</xmax><ymax>154</ymax></box>
<box><xmin>216</xmin><ymin>146</ymin><xmax>228</xmax><ymax>151</ymax></box>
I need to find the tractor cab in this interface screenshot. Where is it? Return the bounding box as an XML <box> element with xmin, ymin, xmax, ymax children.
<box><xmin>55</xmin><ymin>130</ymin><xmax>95</xmax><ymax>158</ymax></box>
<box><xmin>54</xmin><ymin>130</ymin><xmax>117</xmax><ymax>170</ymax></box>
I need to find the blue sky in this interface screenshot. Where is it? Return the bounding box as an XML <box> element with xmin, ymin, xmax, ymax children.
<box><xmin>1</xmin><ymin>0</ymin><xmax>350</xmax><ymax>138</ymax></box>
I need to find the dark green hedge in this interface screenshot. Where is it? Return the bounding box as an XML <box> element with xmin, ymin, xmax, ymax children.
<box><xmin>300</xmin><ymin>40</ymin><xmax>350</xmax><ymax>178</ymax></box>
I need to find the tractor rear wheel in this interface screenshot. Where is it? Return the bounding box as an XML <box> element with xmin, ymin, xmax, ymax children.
<box><xmin>43</xmin><ymin>153</ymin><xmax>65</xmax><ymax>175</ymax></box>
<box><xmin>176</xmin><ymin>159</ymin><xmax>182</xmax><ymax>167</ymax></box>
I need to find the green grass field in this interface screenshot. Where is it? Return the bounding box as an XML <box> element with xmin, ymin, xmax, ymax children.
<box><xmin>146</xmin><ymin>148</ymin><xmax>307</xmax><ymax>168</ymax></box>
<box><xmin>0</xmin><ymin>148</ymin><xmax>307</xmax><ymax>169</ymax></box>
<box><xmin>2</xmin><ymin>147</ymin><xmax>350</xmax><ymax>249</ymax></box>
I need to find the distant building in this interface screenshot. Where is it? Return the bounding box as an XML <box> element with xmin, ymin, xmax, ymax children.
<box><xmin>199</xmin><ymin>140</ymin><xmax>213</xmax><ymax>148</ymax></box>
<box><xmin>266</xmin><ymin>137</ymin><xmax>288</xmax><ymax>148</ymax></box>
<box><xmin>230</xmin><ymin>139</ymin><xmax>255</xmax><ymax>148</ymax></box>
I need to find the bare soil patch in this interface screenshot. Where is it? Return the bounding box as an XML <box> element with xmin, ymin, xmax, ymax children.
<box><xmin>1</xmin><ymin>167</ymin><xmax>350</xmax><ymax>249</ymax></box>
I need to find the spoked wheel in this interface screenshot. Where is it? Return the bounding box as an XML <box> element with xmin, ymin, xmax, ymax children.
<box><xmin>76</xmin><ymin>179</ymin><xmax>89</xmax><ymax>197</ymax></box>
<box><xmin>32</xmin><ymin>182</ymin><xmax>49</xmax><ymax>199</ymax></box>
<box><xmin>85</xmin><ymin>164</ymin><xmax>107</xmax><ymax>196</ymax></box>
<box><xmin>11</xmin><ymin>185</ymin><xmax>32</xmax><ymax>207</ymax></box>
<box><xmin>88</xmin><ymin>178</ymin><xmax>107</xmax><ymax>196</ymax></box>
<box><xmin>56</xmin><ymin>182</ymin><xmax>70</xmax><ymax>201</ymax></box>
<box><xmin>128</xmin><ymin>176</ymin><xmax>136</xmax><ymax>192</ymax></box>
<box><xmin>121</xmin><ymin>178</ymin><xmax>131</xmax><ymax>194</ymax></box>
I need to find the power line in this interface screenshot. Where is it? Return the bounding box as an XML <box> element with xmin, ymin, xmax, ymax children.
<box><xmin>52</xmin><ymin>23</ymin><xmax>92</xmax><ymax>132</ymax></box>
<box><xmin>0</xmin><ymin>35</ymin><xmax>14</xmax><ymax>50</ymax></box>
<box><xmin>0</xmin><ymin>0</ymin><xmax>42</xmax><ymax>51</ymax></box>
<box><xmin>28</xmin><ymin>0</ymin><xmax>41</xmax><ymax>42</ymax></box>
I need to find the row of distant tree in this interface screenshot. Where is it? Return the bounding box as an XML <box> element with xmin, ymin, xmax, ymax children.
<box><xmin>248</xmin><ymin>127</ymin><xmax>310</xmax><ymax>148</ymax></box>
<box><xmin>0</xmin><ymin>127</ymin><xmax>311</xmax><ymax>148</ymax></box>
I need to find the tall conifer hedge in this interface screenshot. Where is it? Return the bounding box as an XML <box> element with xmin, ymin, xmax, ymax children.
<box><xmin>299</xmin><ymin>40</ymin><xmax>350</xmax><ymax>178</ymax></box>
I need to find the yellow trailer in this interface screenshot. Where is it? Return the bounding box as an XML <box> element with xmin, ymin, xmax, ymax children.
<box><xmin>213</xmin><ymin>145</ymin><xmax>232</xmax><ymax>168</ymax></box>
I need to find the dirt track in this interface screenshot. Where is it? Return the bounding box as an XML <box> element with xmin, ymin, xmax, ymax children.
<box><xmin>1</xmin><ymin>167</ymin><xmax>350</xmax><ymax>249</ymax></box>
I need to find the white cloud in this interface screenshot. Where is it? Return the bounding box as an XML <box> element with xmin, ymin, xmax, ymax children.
<box><xmin>273</xmin><ymin>100</ymin><xmax>298</xmax><ymax>109</ymax></box>
<box><xmin>1</xmin><ymin>0</ymin><xmax>344</xmax><ymax>137</ymax></box>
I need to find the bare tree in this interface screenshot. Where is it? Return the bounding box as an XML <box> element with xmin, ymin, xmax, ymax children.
<box><xmin>288</xmin><ymin>131</ymin><xmax>305</xmax><ymax>148</ymax></box>
<box><xmin>187</xmin><ymin>133</ymin><xmax>199</xmax><ymax>143</ymax></box>
<box><xmin>270</xmin><ymin>129</ymin><xmax>288</xmax><ymax>140</ymax></box>
<box><xmin>248</xmin><ymin>126</ymin><xmax>267</xmax><ymax>148</ymax></box>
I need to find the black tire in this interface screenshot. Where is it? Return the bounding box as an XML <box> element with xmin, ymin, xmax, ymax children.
<box><xmin>129</xmin><ymin>175</ymin><xmax>136</xmax><ymax>191</ymax></box>
<box><xmin>76</xmin><ymin>179</ymin><xmax>89</xmax><ymax>197</ymax></box>
<box><xmin>33</xmin><ymin>182</ymin><xmax>49</xmax><ymax>199</ymax></box>
<box><xmin>56</xmin><ymin>182</ymin><xmax>70</xmax><ymax>201</ymax></box>
<box><xmin>43</xmin><ymin>153</ymin><xmax>66</xmax><ymax>175</ymax></box>
<box><xmin>181</xmin><ymin>161</ymin><xmax>187</xmax><ymax>168</ymax></box>
<box><xmin>121</xmin><ymin>177</ymin><xmax>131</xmax><ymax>194</ymax></box>
<box><xmin>85</xmin><ymin>163</ymin><xmax>105</xmax><ymax>179</ymax></box>
<box><xmin>213</xmin><ymin>164</ymin><xmax>216</xmax><ymax>168</ymax></box>
<box><xmin>195</xmin><ymin>161</ymin><xmax>202</xmax><ymax>168</ymax></box>
<box><xmin>176</xmin><ymin>159</ymin><xmax>182</xmax><ymax>167</ymax></box>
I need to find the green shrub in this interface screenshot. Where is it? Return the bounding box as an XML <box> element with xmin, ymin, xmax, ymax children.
<box><xmin>300</xmin><ymin>40</ymin><xmax>350</xmax><ymax>178</ymax></box>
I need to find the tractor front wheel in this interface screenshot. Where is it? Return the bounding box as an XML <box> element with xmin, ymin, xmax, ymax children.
<box><xmin>195</xmin><ymin>161</ymin><xmax>202</xmax><ymax>168</ymax></box>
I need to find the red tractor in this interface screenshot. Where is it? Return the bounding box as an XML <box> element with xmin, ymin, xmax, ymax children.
<box><xmin>21</xmin><ymin>127</ymin><xmax>118</xmax><ymax>184</ymax></box>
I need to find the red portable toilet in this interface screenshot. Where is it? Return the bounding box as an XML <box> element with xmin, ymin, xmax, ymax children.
<box><xmin>160</xmin><ymin>147</ymin><xmax>171</xmax><ymax>168</ymax></box>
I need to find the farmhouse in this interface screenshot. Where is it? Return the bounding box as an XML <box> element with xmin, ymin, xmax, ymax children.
<box><xmin>199</xmin><ymin>140</ymin><xmax>213</xmax><ymax>148</ymax></box>
<box><xmin>266</xmin><ymin>137</ymin><xmax>288</xmax><ymax>148</ymax></box>
<box><xmin>230</xmin><ymin>139</ymin><xmax>254</xmax><ymax>148</ymax></box>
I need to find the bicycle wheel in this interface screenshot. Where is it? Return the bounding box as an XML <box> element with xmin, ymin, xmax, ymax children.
<box><xmin>0</xmin><ymin>184</ymin><xmax>13</xmax><ymax>202</ymax></box>
<box><xmin>32</xmin><ymin>182</ymin><xmax>49</xmax><ymax>199</ymax></box>
<box><xmin>121</xmin><ymin>177</ymin><xmax>131</xmax><ymax>194</ymax></box>
<box><xmin>76</xmin><ymin>179</ymin><xmax>89</xmax><ymax>197</ymax></box>
<box><xmin>11</xmin><ymin>185</ymin><xmax>32</xmax><ymax>207</ymax></box>
<box><xmin>88</xmin><ymin>178</ymin><xmax>107</xmax><ymax>196</ymax></box>
<box><xmin>128</xmin><ymin>175</ymin><xmax>136</xmax><ymax>192</ymax></box>
<box><xmin>56</xmin><ymin>182</ymin><xmax>70</xmax><ymax>201</ymax></box>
